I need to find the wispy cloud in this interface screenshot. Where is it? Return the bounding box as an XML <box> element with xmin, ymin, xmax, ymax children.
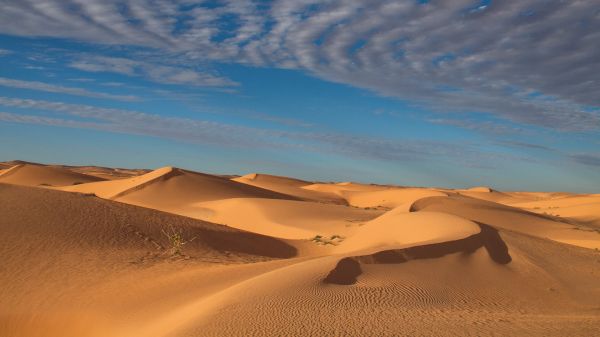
<box><xmin>0</xmin><ymin>49</ymin><xmax>12</xmax><ymax>56</ymax></box>
<box><xmin>70</xmin><ymin>56</ymin><xmax>238</xmax><ymax>87</ymax></box>
<box><xmin>0</xmin><ymin>96</ymin><xmax>509</xmax><ymax>167</ymax></box>
<box><xmin>569</xmin><ymin>153</ymin><xmax>600</xmax><ymax>168</ymax></box>
<box><xmin>1</xmin><ymin>1</ymin><xmax>599</xmax><ymax>131</ymax></box>
<box><xmin>427</xmin><ymin>118</ymin><xmax>525</xmax><ymax>135</ymax></box>
<box><xmin>496</xmin><ymin>141</ymin><xmax>556</xmax><ymax>152</ymax></box>
<box><xmin>0</xmin><ymin>77</ymin><xmax>138</xmax><ymax>101</ymax></box>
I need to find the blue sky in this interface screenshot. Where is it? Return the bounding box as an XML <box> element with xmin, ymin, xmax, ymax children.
<box><xmin>0</xmin><ymin>0</ymin><xmax>599</xmax><ymax>192</ymax></box>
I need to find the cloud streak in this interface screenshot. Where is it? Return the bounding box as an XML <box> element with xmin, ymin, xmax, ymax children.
<box><xmin>70</xmin><ymin>56</ymin><xmax>238</xmax><ymax>87</ymax></box>
<box><xmin>0</xmin><ymin>77</ymin><xmax>138</xmax><ymax>101</ymax></box>
<box><xmin>0</xmin><ymin>96</ymin><xmax>508</xmax><ymax>167</ymax></box>
<box><xmin>0</xmin><ymin>1</ymin><xmax>599</xmax><ymax>131</ymax></box>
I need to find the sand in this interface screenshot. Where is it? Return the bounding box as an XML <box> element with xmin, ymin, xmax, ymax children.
<box><xmin>0</xmin><ymin>163</ymin><xmax>104</xmax><ymax>186</ymax></box>
<box><xmin>1</xmin><ymin>161</ymin><xmax>600</xmax><ymax>337</ymax></box>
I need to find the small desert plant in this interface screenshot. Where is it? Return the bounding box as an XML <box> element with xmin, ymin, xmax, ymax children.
<box><xmin>162</xmin><ymin>225</ymin><xmax>196</xmax><ymax>255</ymax></box>
<box><xmin>311</xmin><ymin>234</ymin><xmax>345</xmax><ymax>245</ymax></box>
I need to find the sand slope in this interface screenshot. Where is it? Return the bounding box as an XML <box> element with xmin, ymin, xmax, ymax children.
<box><xmin>343</xmin><ymin>187</ymin><xmax>447</xmax><ymax>209</ymax></box>
<box><xmin>2</xmin><ymin>163</ymin><xmax>600</xmax><ymax>337</ymax></box>
<box><xmin>508</xmin><ymin>194</ymin><xmax>600</xmax><ymax>228</ymax></box>
<box><xmin>0</xmin><ymin>184</ymin><xmax>299</xmax><ymax>337</ymax></box>
<box><xmin>61</xmin><ymin>168</ymin><xmax>382</xmax><ymax>239</ymax></box>
<box><xmin>233</xmin><ymin>173</ymin><xmax>346</xmax><ymax>204</ymax></box>
<box><xmin>336</xmin><ymin>210</ymin><xmax>481</xmax><ymax>254</ymax></box>
<box><xmin>0</xmin><ymin>163</ymin><xmax>104</xmax><ymax>187</ymax></box>
<box><xmin>411</xmin><ymin>195</ymin><xmax>600</xmax><ymax>249</ymax></box>
<box><xmin>60</xmin><ymin>166</ymin><xmax>297</xmax><ymax>201</ymax></box>
<box><xmin>191</xmin><ymin>197</ymin><xmax>383</xmax><ymax>239</ymax></box>
<box><xmin>302</xmin><ymin>181</ymin><xmax>389</xmax><ymax>196</ymax></box>
<box><xmin>187</xmin><ymin>231</ymin><xmax>600</xmax><ymax>337</ymax></box>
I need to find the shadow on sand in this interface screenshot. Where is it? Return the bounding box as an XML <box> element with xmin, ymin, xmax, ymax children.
<box><xmin>324</xmin><ymin>223</ymin><xmax>510</xmax><ymax>285</ymax></box>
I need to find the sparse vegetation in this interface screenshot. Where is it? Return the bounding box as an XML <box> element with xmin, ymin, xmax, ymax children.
<box><xmin>162</xmin><ymin>225</ymin><xmax>196</xmax><ymax>255</ymax></box>
<box><xmin>311</xmin><ymin>234</ymin><xmax>345</xmax><ymax>246</ymax></box>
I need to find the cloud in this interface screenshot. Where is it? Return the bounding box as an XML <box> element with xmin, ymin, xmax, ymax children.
<box><xmin>0</xmin><ymin>77</ymin><xmax>138</xmax><ymax>101</ymax></box>
<box><xmin>0</xmin><ymin>0</ymin><xmax>599</xmax><ymax>131</ymax></box>
<box><xmin>0</xmin><ymin>96</ymin><xmax>509</xmax><ymax>167</ymax></box>
<box><xmin>0</xmin><ymin>49</ymin><xmax>12</xmax><ymax>56</ymax></box>
<box><xmin>427</xmin><ymin>117</ymin><xmax>525</xmax><ymax>135</ymax></box>
<box><xmin>496</xmin><ymin>141</ymin><xmax>555</xmax><ymax>152</ymax></box>
<box><xmin>570</xmin><ymin>153</ymin><xmax>600</xmax><ymax>168</ymax></box>
<box><xmin>70</xmin><ymin>56</ymin><xmax>238</xmax><ymax>87</ymax></box>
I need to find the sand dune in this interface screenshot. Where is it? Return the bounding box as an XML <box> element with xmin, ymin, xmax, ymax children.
<box><xmin>0</xmin><ymin>184</ymin><xmax>299</xmax><ymax>337</ymax></box>
<box><xmin>0</xmin><ymin>160</ymin><xmax>150</xmax><ymax>181</ymax></box>
<box><xmin>176</xmin><ymin>230</ymin><xmax>600</xmax><ymax>337</ymax></box>
<box><xmin>233</xmin><ymin>173</ymin><xmax>346</xmax><ymax>203</ymax></box>
<box><xmin>302</xmin><ymin>181</ymin><xmax>390</xmax><ymax>196</ymax></box>
<box><xmin>66</xmin><ymin>165</ymin><xmax>150</xmax><ymax>180</ymax></box>
<box><xmin>190</xmin><ymin>197</ymin><xmax>383</xmax><ymax>239</ymax></box>
<box><xmin>343</xmin><ymin>187</ymin><xmax>447</xmax><ymax>209</ymax></box>
<box><xmin>61</xmin><ymin>168</ymin><xmax>377</xmax><ymax>239</ymax></box>
<box><xmin>336</xmin><ymin>210</ymin><xmax>481</xmax><ymax>254</ymax></box>
<box><xmin>2</xmin><ymin>162</ymin><xmax>600</xmax><ymax>337</ymax></box>
<box><xmin>61</xmin><ymin>166</ymin><xmax>296</xmax><ymax>201</ymax></box>
<box><xmin>0</xmin><ymin>163</ymin><xmax>104</xmax><ymax>187</ymax></box>
<box><xmin>411</xmin><ymin>194</ymin><xmax>600</xmax><ymax>249</ymax></box>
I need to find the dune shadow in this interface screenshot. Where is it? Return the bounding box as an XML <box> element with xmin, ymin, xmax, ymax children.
<box><xmin>196</xmin><ymin>229</ymin><xmax>298</xmax><ymax>259</ymax></box>
<box><xmin>324</xmin><ymin>222</ymin><xmax>511</xmax><ymax>285</ymax></box>
<box><xmin>477</xmin><ymin>222</ymin><xmax>512</xmax><ymax>264</ymax></box>
<box><xmin>323</xmin><ymin>258</ymin><xmax>362</xmax><ymax>285</ymax></box>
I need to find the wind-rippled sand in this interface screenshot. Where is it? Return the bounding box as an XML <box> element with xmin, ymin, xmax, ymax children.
<box><xmin>1</xmin><ymin>161</ymin><xmax>599</xmax><ymax>336</ymax></box>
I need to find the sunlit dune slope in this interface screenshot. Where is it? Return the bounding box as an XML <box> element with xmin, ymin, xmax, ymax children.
<box><xmin>0</xmin><ymin>184</ymin><xmax>299</xmax><ymax>337</ymax></box>
<box><xmin>233</xmin><ymin>173</ymin><xmax>346</xmax><ymax>204</ymax></box>
<box><xmin>302</xmin><ymin>181</ymin><xmax>390</xmax><ymax>196</ymax></box>
<box><xmin>179</xmin><ymin>230</ymin><xmax>600</xmax><ymax>337</ymax></box>
<box><xmin>411</xmin><ymin>194</ymin><xmax>600</xmax><ymax>249</ymax></box>
<box><xmin>2</xmin><ymin>174</ymin><xmax>600</xmax><ymax>337</ymax></box>
<box><xmin>343</xmin><ymin>187</ymin><xmax>447</xmax><ymax>208</ymax></box>
<box><xmin>336</xmin><ymin>210</ymin><xmax>481</xmax><ymax>254</ymax></box>
<box><xmin>191</xmin><ymin>197</ymin><xmax>383</xmax><ymax>239</ymax></box>
<box><xmin>60</xmin><ymin>168</ymin><xmax>387</xmax><ymax>239</ymax></box>
<box><xmin>0</xmin><ymin>163</ymin><xmax>104</xmax><ymax>187</ymax></box>
<box><xmin>66</xmin><ymin>165</ymin><xmax>150</xmax><ymax>180</ymax></box>
<box><xmin>60</xmin><ymin>166</ymin><xmax>297</xmax><ymax>202</ymax></box>
<box><xmin>507</xmin><ymin>194</ymin><xmax>600</xmax><ymax>228</ymax></box>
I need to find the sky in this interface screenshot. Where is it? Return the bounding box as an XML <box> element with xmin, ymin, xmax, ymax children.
<box><xmin>0</xmin><ymin>0</ymin><xmax>599</xmax><ymax>192</ymax></box>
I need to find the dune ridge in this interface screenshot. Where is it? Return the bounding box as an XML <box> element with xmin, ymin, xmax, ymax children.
<box><xmin>1</xmin><ymin>161</ymin><xmax>600</xmax><ymax>336</ymax></box>
<box><xmin>0</xmin><ymin>163</ymin><xmax>105</xmax><ymax>187</ymax></box>
<box><xmin>233</xmin><ymin>173</ymin><xmax>347</xmax><ymax>204</ymax></box>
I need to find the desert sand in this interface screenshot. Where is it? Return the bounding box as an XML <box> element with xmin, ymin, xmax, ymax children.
<box><xmin>1</xmin><ymin>161</ymin><xmax>599</xmax><ymax>337</ymax></box>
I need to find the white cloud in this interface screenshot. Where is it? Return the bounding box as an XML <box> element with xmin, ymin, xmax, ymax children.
<box><xmin>70</xmin><ymin>56</ymin><xmax>238</xmax><ymax>87</ymax></box>
<box><xmin>0</xmin><ymin>0</ymin><xmax>599</xmax><ymax>130</ymax></box>
<box><xmin>0</xmin><ymin>77</ymin><xmax>138</xmax><ymax>101</ymax></box>
<box><xmin>0</xmin><ymin>96</ymin><xmax>512</xmax><ymax>166</ymax></box>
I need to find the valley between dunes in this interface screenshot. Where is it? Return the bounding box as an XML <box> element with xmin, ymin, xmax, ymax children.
<box><xmin>1</xmin><ymin>161</ymin><xmax>600</xmax><ymax>336</ymax></box>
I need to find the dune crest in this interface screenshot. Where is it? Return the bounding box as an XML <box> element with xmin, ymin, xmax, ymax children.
<box><xmin>411</xmin><ymin>195</ymin><xmax>600</xmax><ymax>249</ymax></box>
<box><xmin>336</xmin><ymin>210</ymin><xmax>481</xmax><ymax>254</ymax></box>
<box><xmin>0</xmin><ymin>163</ymin><xmax>104</xmax><ymax>187</ymax></box>
<box><xmin>233</xmin><ymin>173</ymin><xmax>347</xmax><ymax>203</ymax></box>
<box><xmin>2</xmin><ymin>161</ymin><xmax>600</xmax><ymax>336</ymax></box>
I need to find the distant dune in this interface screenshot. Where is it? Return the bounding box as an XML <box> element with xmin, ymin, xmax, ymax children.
<box><xmin>0</xmin><ymin>163</ymin><xmax>104</xmax><ymax>187</ymax></box>
<box><xmin>1</xmin><ymin>161</ymin><xmax>599</xmax><ymax>336</ymax></box>
<box><xmin>233</xmin><ymin>173</ymin><xmax>346</xmax><ymax>204</ymax></box>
